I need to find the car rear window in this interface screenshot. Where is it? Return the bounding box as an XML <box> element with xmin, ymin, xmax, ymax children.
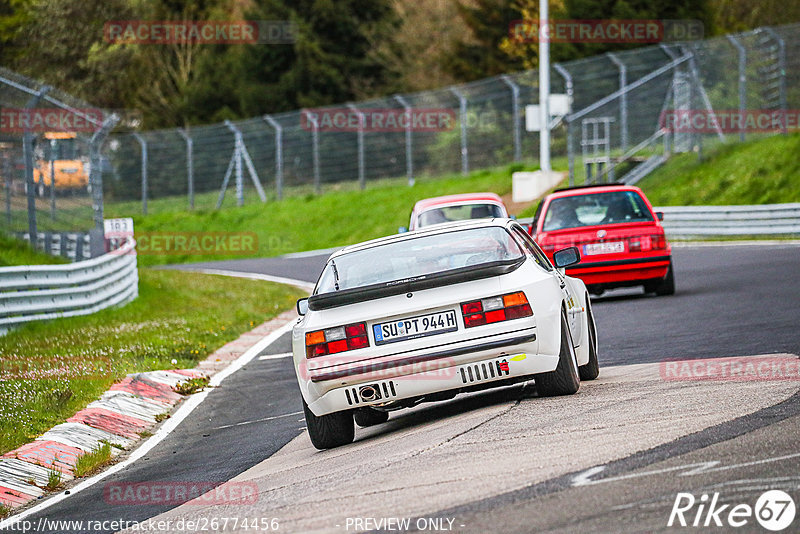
<box><xmin>542</xmin><ymin>191</ymin><xmax>653</xmax><ymax>231</ymax></box>
<box><xmin>417</xmin><ymin>203</ymin><xmax>505</xmax><ymax>228</ymax></box>
<box><xmin>316</xmin><ymin>226</ymin><xmax>523</xmax><ymax>294</ymax></box>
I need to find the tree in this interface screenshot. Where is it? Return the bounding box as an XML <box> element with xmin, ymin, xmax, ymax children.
<box><xmin>442</xmin><ymin>0</ymin><xmax>525</xmax><ymax>81</ymax></box>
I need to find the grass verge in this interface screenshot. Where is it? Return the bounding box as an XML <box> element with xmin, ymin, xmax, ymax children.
<box><xmin>0</xmin><ymin>234</ymin><xmax>68</xmax><ymax>267</ymax></box>
<box><xmin>0</xmin><ymin>268</ymin><xmax>305</xmax><ymax>454</ymax></box>
<box><xmin>639</xmin><ymin>133</ymin><xmax>800</xmax><ymax>206</ymax></box>
<box><xmin>105</xmin><ymin>161</ymin><xmax>551</xmax><ymax>266</ymax></box>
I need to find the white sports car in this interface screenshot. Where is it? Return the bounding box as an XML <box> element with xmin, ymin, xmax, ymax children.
<box><xmin>293</xmin><ymin>219</ymin><xmax>599</xmax><ymax>449</ymax></box>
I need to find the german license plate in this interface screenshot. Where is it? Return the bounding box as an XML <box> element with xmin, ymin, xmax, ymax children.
<box><xmin>373</xmin><ymin>310</ymin><xmax>458</xmax><ymax>345</ymax></box>
<box><xmin>583</xmin><ymin>241</ymin><xmax>625</xmax><ymax>255</ymax></box>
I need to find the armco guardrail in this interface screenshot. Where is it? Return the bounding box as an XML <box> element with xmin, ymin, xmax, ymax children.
<box><xmin>0</xmin><ymin>238</ymin><xmax>138</xmax><ymax>335</ymax></box>
<box><xmin>517</xmin><ymin>203</ymin><xmax>800</xmax><ymax>237</ymax></box>
<box><xmin>658</xmin><ymin>204</ymin><xmax>800</xmax><ymax>237</ymax></box>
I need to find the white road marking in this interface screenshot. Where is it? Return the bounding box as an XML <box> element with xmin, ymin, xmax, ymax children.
<box><xmin>214</xmin><ymin>411</ymin><xmax>303</xmax><ymax>430</ymax></box>
<box><xmin>0</xmin><ymin>319</ymin><xmax>296</xmax><ymax>531</ymax></box>
<box><xmin>571</xmin><ymin>452</ymin><xmax>800</xmax><ymax>487</ymax></box>
<box><xmin>258</xmin><ymin>352</ymin><xmax>293</xmax><ymax>360</ymax></box>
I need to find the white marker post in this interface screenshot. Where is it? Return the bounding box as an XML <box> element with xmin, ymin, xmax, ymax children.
<box><xmin>539</xmin><ymin>0</ymin><xmax>551</xmax><ymax>172</ymax></box>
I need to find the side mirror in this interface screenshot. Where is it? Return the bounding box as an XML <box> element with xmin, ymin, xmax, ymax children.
<box><xmin>296</xmin><ymin>298</ymin><xmax>309</xmax><ymax>316</ymax></box>
<box><xmin>553</xmin><ymin>247</ymin><xmax>581</xmax><ymax>269</ymax></box>
<box><xmin>509</xmin><ymin>214</ymin><xmax>517</xmax><ymax>220</ymax></box>
<box><xmin>398</xmin><ymin>226</ymin><xmax>408</xmax><ymax>233</ymax></box>
<box><xmin>655</xmin><ymin>211</ymin><xmax>664</xmax><ymax>221</ymax></box>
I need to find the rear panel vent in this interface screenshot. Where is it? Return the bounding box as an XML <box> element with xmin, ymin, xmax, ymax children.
<box><xmin>459</xmin><ymin>359</ymin><xmax>510</xmax><ymax>384</ymax></box>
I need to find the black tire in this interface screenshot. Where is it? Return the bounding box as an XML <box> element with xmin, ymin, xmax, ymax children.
<box><xmin>303</xmin><ymin>399</ymin><xmax>354</xmax><ymax>450</ymax></box>
<box><xmin>353</xmin><ymin>407</ymin><xmax>389</xmax><ymax>428</ymax></box>
<box><xmin>653</xmin><ymin>260</ymin><xmax>675</xmax><ymax>296</ymax></box>
<box><xmin>578</xmin><ymin>296</ymin><xmax>600</xmax><ymax>381</ymax></box>
<box><xmin>535</xmin><ymin>310</ymin><xmax>580</xmax><ymax>396</ymax></box>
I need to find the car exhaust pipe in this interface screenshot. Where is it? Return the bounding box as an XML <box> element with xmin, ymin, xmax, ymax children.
<box><xmin>359</xmin><ymin>385</ymin><xmax>379</xmax><ymax>402</ymax></box>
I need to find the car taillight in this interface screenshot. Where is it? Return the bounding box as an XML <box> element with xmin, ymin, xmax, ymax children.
<box><xmin>460</xmin><ymin>291</ymin><xmax>532</xmax><ymax>328</ymax></box>
<box><xmin>651</xmin><ymin>233</ymin><xmax>667</xmax><ymax>250</ymax></box>
<box><xmin>629</xmin><ymin>234</ymin><xmax>666</xmax><ymax>252</ymax></box>
<box><xmin>306</xmin><ymin>322</ymin><xmax>369</xmax><ymax>358</ymax></box>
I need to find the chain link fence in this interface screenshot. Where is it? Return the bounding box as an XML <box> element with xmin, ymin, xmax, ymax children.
<box><xmin>2</xmin><ymin>23</ymin><xmax>799</xmax><ymax>228</ymax></box>
<box><xmin>0</xmin><ymin>66</ymin><xmax>120</xmax><ymax>258</ymax></box>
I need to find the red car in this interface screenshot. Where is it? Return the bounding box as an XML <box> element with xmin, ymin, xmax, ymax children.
<box><xmin>530</xmin><ymin>184</ymin><xmax>674</xmax><ymax>296</ymax></box>
<box><xmin>404</xmin><ymin>192</ymin><xmax>509</xmax><ymax>232</ymax></box>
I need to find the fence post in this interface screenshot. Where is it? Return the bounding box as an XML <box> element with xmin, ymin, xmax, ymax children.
<box><xmin>23</xmin><ymin>86</ymin><xmax>50</xmax><ymax>242</ymax></box>
<box><xmin>49</xmin><ymin>158</ymin><xmax>56</xmax><ymax>220</ymax></box>
<box><xmin>224</xmin><ymin>121</ymin><xmax>244</xmax><ymax>206</ymax></box>
<box><xmin>554</xmin><ymin>63</ymin><xmax>574</xmax><ymax>185</ymax></box>
<box><xmin>89</xmin><ymin>113</ymin><xmax>119</xmax><ymax>254</ymax></box>
<box><xmin>725</xmin><ymin>35</ymin><xmax>747</xmax><ymax>143</ymax></box>
<box><xmin>346</xmin><ymin>103</ymin><xmax>366</xmax><ymax>190</ymax></box>
<box><xmin>2</xmin><ymin>145</ymin><xmax>11</xmax><ymax>225</ymax></box>
<box><xmin>302</xmin><ymin>112</ymin><xmax>321</xmax><ymax>194</ymax></box>
<box><xmin>263</xmin><ymin>115</ymin><xmax>283</xmax><ymax>200</ymax></box>
<box><xmin>132</xmin><ymin>133</ymin><xmax>148</xmax><ymax>215</ymax></box>
<box><xmin>393</xmin><ymin>95</ymin><xmax>414</xmax><ymax>186</ymax></box>
<box><xmin>761</xmin><ymin>27</ymin><xmax>788</xmax><ymax>135</ymax></box>
<box><xmin>177</xmin><ymin>128</ymin><xmax>194</xmax><ymax>209</ymax></box>
<box><xmin>606</xmin><ymin>53</ymin><xmax>628</xmax><ymax>152</ymax></box>
<box><xmin>449</xmin><ymin>87</ymin><xmax>469</xmax><ymax>176</ymax></box>
<box><xmin>500</xmin><ymin>75</ymin><xmax>521</xmax><ymax>162</ymax></box>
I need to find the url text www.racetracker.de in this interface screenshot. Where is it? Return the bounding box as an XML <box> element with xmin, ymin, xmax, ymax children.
<box><xmin>2</xmin><ymin>516</ymin><xmax>281</xmax><ymax>533</ymax></box>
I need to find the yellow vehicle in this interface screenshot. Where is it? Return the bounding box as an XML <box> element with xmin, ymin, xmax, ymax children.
<box><xmin>32</xmin><ymin>132</ymin><xmax>89</xmax><ymax>196</ymax></box>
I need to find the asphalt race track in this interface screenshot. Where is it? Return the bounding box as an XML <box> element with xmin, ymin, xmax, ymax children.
<box><xmin>7</xmin><ymin>242</ymin><xmax>799</xmax><ymax>534</ymax></box>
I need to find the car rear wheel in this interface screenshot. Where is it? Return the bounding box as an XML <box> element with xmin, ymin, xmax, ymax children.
<box><xmin>578</xmin><ymin>297</ymin><xmax>600</xmax><ymax>381</ymax></box>
<box><xmin>354</xmin><ymin>407</ymin><xmax>389</xmax><ymax>427</ymax></box>
<box><xmin>645</xmin><ymin>260</ymin><xmax>675</xmax><ymax>296</ymax></box>
<box><xmin>303</xmin><ymin>399</ymin><xmax>354</xmax><ymax>449</ymax></box>
<box><xmin>535</xmin><ymin>310</ymin><xmax>580</xmax><ymax>396</ymax></box>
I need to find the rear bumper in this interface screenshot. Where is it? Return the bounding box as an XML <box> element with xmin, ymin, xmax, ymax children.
<box><xmin>305</xmin><ymin>329</ymin><xmax>554</xmax><ymax>416</ymax></box>
<box><xmin>567</xmin><ymin>255</ymin><xmax>671</xmax><ymax>286</ymax></box>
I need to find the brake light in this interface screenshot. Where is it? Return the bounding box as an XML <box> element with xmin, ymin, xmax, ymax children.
<box><xmin>629</xmin><ymin>234</ymin><xmax>666</xmax><ymax>252</ymax></box>
<box><xmin>461</xmin><ymin>291</ymin><xmax>532</xmax><ymax>328</ymax></box>
<box><xmin>306</xmin><ymin>322</ymin><xmax>369</xmax><ymax>358</ymax></box>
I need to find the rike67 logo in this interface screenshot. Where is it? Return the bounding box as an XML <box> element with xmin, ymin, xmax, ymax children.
<box><xmin>668</xmin><ymin>490</ymin><xmax>796</xmax><ymax>531</ymax></box>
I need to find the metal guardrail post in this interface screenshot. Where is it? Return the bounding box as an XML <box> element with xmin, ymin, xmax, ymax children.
<box><xmin>449</xmin><ymin>87</ymin><xmax>469</xmax><ymax>176</ymax></box>
<box><xmin>726</xmin><ymin>35</ymin><xmax>747</xmax><ymax>143</ymax></box>
<box><xmin>177</xmin><ymin>128</ymin><xmax>194</xmax><ymax>209</ymax></box>
<box><xmin>393</xmin><ymin>95</ymin><xmax>414</xmax><ymax>186</ymax></box>
<box><xmin>554</xmin><ymin>64</ymin><xmax>574</xmax><ymax>185</ymax></box>
<box><xmin>500</xmin><ymin>75</ymin><xmax>522</xmax><ymax>162</ymax></box>
<box><xmin>263</xmin><ymin>115</ymin><xmax>284</xmax><ymax>200</ymax></box>
<box><xmin>23</xmin><ymin>86</ymin><xmax>51</xmax><ymax>242</ymax></box>
<box><xmin>761</xmin><ymin>27</ymin><xmax>788</xmax><ymax>136</ymax></box>
<box><xmin>132</xmin><ymin>133</ymin><xmax>148</xmax><ymax>215</ymax></box>
<box><xmin>606</xmin><ymin>53</ymin><xmax>628</xmax><ymax>152</ymax></box>
<box><xmin>346</xmin><ymin>104</ymin><xmax>366</xmax><ymax>189</ymax></box>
